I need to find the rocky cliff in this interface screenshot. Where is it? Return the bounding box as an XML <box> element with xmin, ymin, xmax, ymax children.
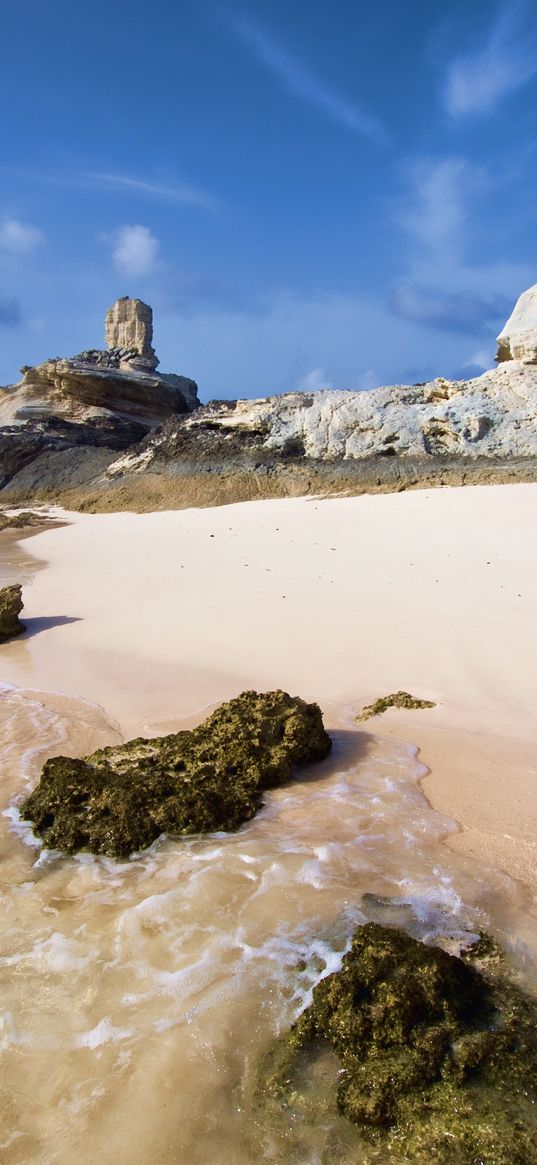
<box><xmin>2</xmin><ymin>287</ymin><xmax>537</xmax><ymax>508</ymax></box>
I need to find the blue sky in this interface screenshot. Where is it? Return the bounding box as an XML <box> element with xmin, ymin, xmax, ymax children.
<box><xmin>1</xmin><ymin>0</ymin><xmax>536</xmax><ymax>400</ymax></box>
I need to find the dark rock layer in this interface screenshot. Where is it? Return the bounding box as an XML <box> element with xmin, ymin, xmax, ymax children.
<box><xmin>21</xmin><ymin>690</ymin><xmax>332</xmax><ymax>858</ymax></box>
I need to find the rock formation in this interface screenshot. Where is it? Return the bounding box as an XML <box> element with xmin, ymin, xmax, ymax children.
<box><xmin>21</xmin><ymin>690</ymin><xmax>331</xmax><ymax>857</ymax></box>
<box><xmin>1</xmin><ymin>284</ymin><xmax>537</xmax><ymax>504</ymax></box>
<box><xmin>497</xmin><ymin>283</ymin><xmax>537</xmax><ymax>363</ymax></box>
<box><xmin>258</xmin><ymin>923</ymin><xmax>537</xmax><ymax>1163</ymax></box>
<box><xmin>0</xmin><ymin>297</ymin><xmax>199</xmax><ymax>493</ymax></box>
<box><xmin>0</xmin><ymin>583</ymin><xmax>25</xmax><ymax>642</ymax></box>
<box><xmin>104</xmin><ymin>296</ymin><xmax>158</xmax><ymax>371</ymax></box>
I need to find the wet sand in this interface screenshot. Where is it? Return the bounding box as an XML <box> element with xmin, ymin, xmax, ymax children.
<box><xmin>2</xmin><ymin>483</ymin><xmax>536</xmax><ymax>897</ymax></box>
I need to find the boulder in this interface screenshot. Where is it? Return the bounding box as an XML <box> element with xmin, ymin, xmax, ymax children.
<box><xmin>0</xmin><ymin>583</ymin><xmax>25</xmax><ymax>642</ymax></box>
<box><xmin>21</xmin><ymin>690</ymin><xmax>332</xmax><ymax>858</ymax></box>
<box><xmin>259</xmin><ymin>923</ymin><xmax>537</xmax><ymax>1164</ymax></box>
<box><xmin>497</xmin><ymin>283</ymin><xmax>537</xmax><ymax>363</ymax></box>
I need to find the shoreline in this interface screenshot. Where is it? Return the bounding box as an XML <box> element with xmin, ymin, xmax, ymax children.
<box><xmin>1</xmin><ymin>485</ymin><xmax>536</xmax><ymax>902</ymax></box>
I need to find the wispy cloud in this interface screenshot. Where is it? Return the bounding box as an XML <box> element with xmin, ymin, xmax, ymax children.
<box><xmin>444</xmin><ymin>1</ymin><xmax>537</xmax><ymax>116</ymax></box>
<box><xmin>399</xmin><ymin>157</ymin><xmax>477</xmax><ymax>264</ymax></box>
<box><xmin>111</xmin><ymin>225</ymin><xmax>160</xmax><ymax>277</ymax></box>
<box><xmin>0</xmin><ymin>217</ymin><xmax>44</xmax><ymax>254</ymax></box>
<box><xmin>86</xmin><ymin>172</ymin><xmax>217</xmax><ymax>211</ymax></box>
<box><xmin>2</xmin><ymin>167</ymin><xmax>217</xmax><ymax>212</ymax></box>
<box><xmin>231</xmin><ymin>15</ymin><xmax>388</xmax><ymax>144</ymax></box>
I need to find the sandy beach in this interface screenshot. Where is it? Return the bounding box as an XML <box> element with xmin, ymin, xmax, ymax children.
<box><xmin>2</xmin><ymin>482</ymin><xmax>536</xmax><ymax>895</ymax></box>
<box><xmin>2</xmin><ymin>481</ymin><xmax>537</xmax><ymax>1165</ymax></box>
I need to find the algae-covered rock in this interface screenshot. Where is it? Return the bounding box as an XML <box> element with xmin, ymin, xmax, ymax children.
<box><xmin>261</xmin><ymin>923</ymin><xmax>537</xmax><ymax>1163</ymax></box>
<box><xmin>21</xmin><ymin>690</ymin><xmax>331</xmax><ymax>858</ymax></box>
<box><xmin>0</xmin><ymin>583</ymin><xmax>25</xmax><ymax>642</ymax></box>
<box><xmin>356</xmin><ymin>690</ymin><xmax>436</xmax><ymax>720</ymax></box>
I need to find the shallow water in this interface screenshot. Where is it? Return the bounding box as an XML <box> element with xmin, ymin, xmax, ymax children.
<box><xmin>1</xmin><ymin>683</ymin><xmax>535</xmax><ymax>1165</ymax></box>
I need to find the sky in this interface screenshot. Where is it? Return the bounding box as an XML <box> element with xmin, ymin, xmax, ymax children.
<box><xmin>1</xmin><ymin>0</ymin><xmax>536</xmax><ymax>401</ymax></box>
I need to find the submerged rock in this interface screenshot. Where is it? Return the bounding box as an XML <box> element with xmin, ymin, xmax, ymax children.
<box><xmin>0</xmin><ymin>583</ymin><xmax>25</xmax><ymax>642</ymax></box>
<box><xmin>21</xmin><ymin>690</ymin><xmax>331</xmax><ymax>858</ymax></box>
<box><xmin>356</xmin><ymin>691</ymin><xmax>436</xmax><ymax>720</ymax></box>
<box><xmin>260</xmin><ymin>923</ymin><xmax>537</xmax><ymax>1163</ymax></box>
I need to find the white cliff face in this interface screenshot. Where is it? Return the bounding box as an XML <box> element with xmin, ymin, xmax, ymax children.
<box><xmin>497</xmin><ymin>284</ymin><xmax>537</xmax><ymax>363</ymax></box>
<box><xmin>107</xmin><ymin>361</ymin><xmax>537</xmax><ymax>478</ymax></box>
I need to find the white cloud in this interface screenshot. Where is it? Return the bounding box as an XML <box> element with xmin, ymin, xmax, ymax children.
<box><xmin>231</xmin><ymin>16</ymin><xmax>387</xmax><ymax>144</ymax></box>
<box><xmin>396</xmin><ymin>155</ymin><xmax>532</xmax><ymax>299</ymax></box>
<box><xmin>0</xmin><ymin>217</ymin><xmax>44</xmax><ymax>254</ymax></box>
<box><xmin>296</xmin><ymin>367</ymin><xmax>333</xmax><ymax>391</ymax></box>
<box><xmin>444</xmin><ymin>1</ymin><xmax>537</xmax><ymax>116</ymax></box>
<box><xmin>112</xmin><ymin>225</ymin><xmax>159</xmax><ymax>277</ymax></box>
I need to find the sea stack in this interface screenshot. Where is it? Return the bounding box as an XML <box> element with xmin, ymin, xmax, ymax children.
<box><xmin>496</xmin><ymin>283</ymin><xmax>537</xmax><ymax>363</ymax></box>
<box><xmin>104</xmin><ymin>296</ymin><xmax>159</xmax><ymax>371</ymax></box>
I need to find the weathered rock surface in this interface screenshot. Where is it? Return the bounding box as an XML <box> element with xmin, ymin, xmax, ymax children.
<box><xmin>104</xmin><ymin>296</ymin><xmax>158</xmax><ymax>372</ymax></box>
<box><xmin>259</xmin><ymin>923</ymin><xmax>537</xmax><ymax>1164</ymax></box>
<box><xmin>105</xmin><ymin>361</ymin><xmax>537</xmax><ymax>483</ymax></box>
<box><xmin>21</xmin><ymin>690</ymin><xmax>332</xmax><ymax>858</ymax></box>
<box><xmin>2</xmin><ymin>290</ymin><xmax>537</xmax><ymax>505</ymax></box>
<box><xmin>0</xmin><ymin>359</ymin><xmax>198</xmax><ymax>432</ymax></box>
<box><xmin>0</xmin><ymin>583</ymin><xmax>25</xmax><ymax>642</ymax></box>
<box><xmin>497</xmin><ymin>283</ymin><xmax>537</xmax><ymax>363</ymax></box>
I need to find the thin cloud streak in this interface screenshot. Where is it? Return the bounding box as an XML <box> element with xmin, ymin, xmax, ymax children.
<box><xmin>87</xmin><ymin>172</ymin><xmax>218</xmax><ymax>211</ymax></box>
<box><xmin>444</xmin><ymin>0</ymin><xmax>537</xmax><ymax>116</ymax></box>
<box><xmin>232</xmin><ymin>16</ymin><xmax>388</xmax><ymax>144</ymax></box>
<box><xmin>2</xmin><ymin>167</ymin><xmax>217</xmax><ymax>212</ymax></box>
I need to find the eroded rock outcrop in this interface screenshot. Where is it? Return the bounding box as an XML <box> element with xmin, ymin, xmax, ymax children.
<box><xmin>0</xmin><ymin>583</ymin><xmax>25</xmax><ymax>642</ymax></box>
<box><xmin>21</xmin><ymin>690</ymin><xmax>332</xmax><ymax>858</ymax></box>
<box><xmin>0</xmin><ymin>297</ymin><xmax>199</xmax><ymax>493</ymax></box>
<box><xmin>258</xmin><ymin>923</ymin><xmax>537</xmax><ymax>1164</ymax></box>
<box><xmin>497</xmin><ymin>283</ymin><xmax>537</xmax><ymax>363</ymax></box>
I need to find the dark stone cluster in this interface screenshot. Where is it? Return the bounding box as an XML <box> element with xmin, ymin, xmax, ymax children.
<box><xmin>73</xmin><ymin>347</ymin><xmax>141</xmax><ymax>369</ymax></box>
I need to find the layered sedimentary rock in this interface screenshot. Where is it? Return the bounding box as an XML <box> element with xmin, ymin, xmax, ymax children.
<box><xmin>22</xmin><ymin>690</ymin><xmax>331</xmax><ymax>858</ymax></box>
<box><xmin>0</xmin><ymin>583</ymin><xmax>25</xmax><ymax>642</ymax></box>
<box><xmin>497</xmin><ymin>283</ymin><xmax>537</xmax><ymax>363</ymax></box>
<box><xmin>0</xmin><ymin>298</ymin><xmax>199</xmax><ymax>492</ymax></box>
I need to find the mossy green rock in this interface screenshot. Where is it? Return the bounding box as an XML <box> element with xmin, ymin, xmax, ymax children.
<box><xmin>0</xmin><ymin>583</ymin><xmax>25</xmax><ymax>642</ymax></box>
<box><xmin>357</xmin><ymin>690</ymin><xmax>436</xmax><ymax>720</ymax></box>
<box><xmin>263</xmin><ymin>923</ymin><xmax>537</xmax><ymax>1163</ymax></box>
<box><xmin>21</xmin><ymin>689</ymin><xmax>331</xmax><ymax>858</ymax></box>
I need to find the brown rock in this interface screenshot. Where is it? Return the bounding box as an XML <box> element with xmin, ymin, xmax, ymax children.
<box><xmin>0</xmin><ymin>583</ymin><xmax>25</xmax><ymax>642</ymax></box>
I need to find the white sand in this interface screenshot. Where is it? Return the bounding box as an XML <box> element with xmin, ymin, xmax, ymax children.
<box><xmin>2</xmin><ymin>484</ymin><xmax>537</xmax><ymax>892</ymax></box>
